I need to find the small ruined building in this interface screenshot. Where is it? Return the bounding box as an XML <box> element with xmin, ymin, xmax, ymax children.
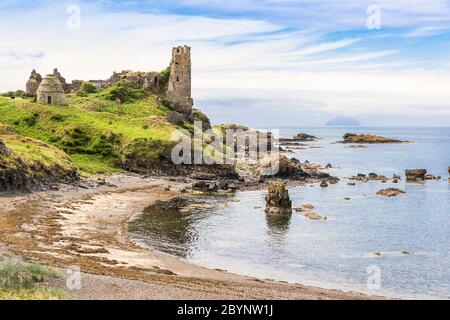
<box><xmin>36</xmin><ymin>74</ymin><xmax>67</xmax><ymax>106</ymax></box>
<box><xmin>25</xmin><ymin>45</ymin><xmax>194</xmax><ymax>113</ymax></box>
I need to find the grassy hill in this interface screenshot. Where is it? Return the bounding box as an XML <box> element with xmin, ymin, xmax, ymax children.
<box><xmin>0</xmin><ymin>124</ymin><xmax>77</xmax><ymax>191</ymax></box>
<box><xmin>0</xmin><ymin>81</ymin><xmax>189</xmax><ymax>175</ymax></box>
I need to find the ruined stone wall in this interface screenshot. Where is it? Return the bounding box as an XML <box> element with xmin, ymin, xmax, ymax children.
<box><xmin>25</xmin><ymin>69</ymin><xmax>42</xmax><ymax>96</ymax></box>
<box><xmin>25</xmin><ymin>46</ymin><xmax>192</xmax><ymax>98</ymax></box>
<box><xmin>88</xmin><ymin>71</ymin><xmax>160</xmax><ymax>92</ymax></box>
<box><xmin>52</xmin><ymin>68</ymin><xmax>72</xmax><ymax>94</ymax></box>
<box><xmin>167</xmin><ymin>46</ymin><xmax>193</xmax><ymax>115</ymax></box>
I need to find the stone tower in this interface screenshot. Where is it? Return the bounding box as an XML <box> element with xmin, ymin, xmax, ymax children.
<box><xmin>167</xmin><ymin>45</ymin><xmax>193</xmax><ymax>115</ymax></box>
<box><xmin>36</xmin><ymin>74</ymin><xmax>67</xmax><ymax>106</ymax></box>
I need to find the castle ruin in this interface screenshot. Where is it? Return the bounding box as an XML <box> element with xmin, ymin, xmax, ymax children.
<box><xmin>25</xmin><ymin>45</ymin><xmax>193</xmax><ymax>113</ymax></box>
<box><xmin>167</xmin><ymin>46</ymin><xmax>193</xmax><ymax>115</ymax></box>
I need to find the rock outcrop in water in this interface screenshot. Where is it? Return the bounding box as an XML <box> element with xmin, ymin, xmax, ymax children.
<box><xmin>350</xmin><ymin>172</ymin><xmax>390</xmax><ymax>182</ymax></box>
<box><xmin>265</xmin><ymin>182</ymin><xmax>292</xmax><ymax>214</ymax></box>
<box><xmin>377</xmin><ymin>188</ymin><xmax>406</xmax><ymax>197</ymax></box>
<box><xmin>280</xmin><ymin>133</ymin><xmax>318</xmax><ymax>142</ymax></box>
<box><xmin>259</xmin><ymin>155</ymin><xmax>338</xmax><ymax>182</ymax></box>
<box><xmin>405</xmin><ymin>169</ymin><xmax>427</xmax><ymax>182</ymax></box>
<box><xmin>341</xmin><ymin>133</ymin><xmax>409</xmax><ymax>144</ymax></box>
<box><xmin>294</xmin><ymin>203</ymin><xmax>327</xmax><ymax>220</ymax></box>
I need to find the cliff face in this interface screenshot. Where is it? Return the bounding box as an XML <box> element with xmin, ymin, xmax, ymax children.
<box><xmin>0</xmin><ymin>125</ymin><xmax>78</xmax><ymax>193</ymax></box>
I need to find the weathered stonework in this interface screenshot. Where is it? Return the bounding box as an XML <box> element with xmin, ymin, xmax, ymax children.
<box><xmin>26</xmin><ymin>46</ymin><xmax>192</xmax><ymax>105</ymax></box>
<box><xmin>25</xmin><ymin>69</ymin><xmax>42</xmax><ymax>96</ymax></box>
<box><xmin>89</xmin><ymin>71</ymin><xmax>160</xmax><ymax>92</ymax></box>
<box><xmin>167</xmin><ymin>45</ymin><xmax>193</xmax><ymax>115</ymax></box>
<box><xmin>52</xmin><ymin>68</ymin><xmax>71</xmax><ymax>93</ymax></box>
<box><xmin>69</xmin><ymin>80</ymin><xmax>84</xmax><ymax>93</ymax></box>
<box><xmin>36</xmin><ymin>74</ymin><xmax>67</xmax><ymax>106</ymax></box>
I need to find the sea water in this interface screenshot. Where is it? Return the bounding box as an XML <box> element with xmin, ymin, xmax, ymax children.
<box><xmin>128</xmin><ymin>127</ymin><xmax>450</xmax><ymax>299</ymax></box>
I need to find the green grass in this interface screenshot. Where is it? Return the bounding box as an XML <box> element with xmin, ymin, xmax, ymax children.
<box><xmin>1</xmin><ymin>133</ymin><xmax>75</xmax><ymax>172</ymax></box>
<box><xmin>0</xmin><ymin>261</ymin><xmax>59</xmax><ymax>289</ymax></box>
<box><xmin>0</xmin><ymin>286</ymin><xmax>71</xmax><ymax>300</ymax></box>
<box><xmin>70</xmin><ymin>154</ymin><xmax>122</xmax><ymax>175</ymax></box>
<box><xmin>0</xmin><ymin>87</ymin><xmax>180</xmax><ymax>174</ymax></box>
<box><xmin>0</xmin><ymin>261</ymin><xmax>71</xmax><ymax>300</ymax></box>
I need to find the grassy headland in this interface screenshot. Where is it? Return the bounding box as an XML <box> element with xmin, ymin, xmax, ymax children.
<box><xmin>0</xmin><ymin>80</ymin><xmax>190</xmax><ymax>175</ymax></box>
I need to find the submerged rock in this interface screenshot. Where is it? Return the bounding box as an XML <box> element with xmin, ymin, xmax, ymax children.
<box><xmin>295</xmin><ymin>203</ymin><xmax>314</xmax><ymax>212</ymax></box>
<box><xmin>265</xmin><ymin>182</ymin><xmax>292</xmax><ymax>214</ymax></box>
<box><xmin>350</xmin><ymin>173</ymin><xmax>389</xmax><ymax>182</ymax></box>
<box><xmin>295</xmin><ymin>203</ymin><xmax>326</xmax><ymax>220</ymax></box>
<box><xmin>376</xmin><ymin>188</ymin><xmax>406</xmax><ymax>197</ymax></box>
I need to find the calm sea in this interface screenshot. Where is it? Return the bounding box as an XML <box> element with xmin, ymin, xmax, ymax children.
<box><xmin>128</xmin><ymin>127</ymin><xmax>450</xmax><ymax>299</ymax></box>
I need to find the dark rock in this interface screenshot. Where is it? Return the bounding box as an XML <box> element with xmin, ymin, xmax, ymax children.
<box><xmin>292</xmin><ymin>133</ymin><xmax>318</xmax><ymax>141</ymax></box>
<box><xmin>351</xmin><ymin>173</ymin><xmax>390</xmax><ymax>183</ymax></box>
<box><xmin>166</xmin><ymin>111</ymin><xmax>185</xmax><ymax>125</ymax></box>
<box><xmin>405</xmin><ymin>169</ymin><xmax>427</xmax><ymax>181</ymax></box>
<box><xmin>320</xmin><ymin>181</ymin><xmax>328</xmax><ymax>188</ymax></box>
<box><xmin>0</xmin><ymin>139</ymin><xmax>11</xmax><ymax>155</ymax></box>
<box><xmin>192</xmin><ymin>181</ymin><xmax>213</xmax><ymax>192</ymax></box>
<box><xmin>260</xmin><ymin>155</ymin><xmax>337</xmax><ymax>182</ymax></box>
<box><xmin>152</xmin><ymin>197</ymin><xmax>191</xmax><ymax>210</ymax></box>
<box><xmin>424</xmin><ymin>174</ymin><xmax>440</xmax><ymax>180</ymax></box>
<box><xmin>265</xmin><ymin>182</ymin><xmax>292</xmax><ymax>214</ymax></box>
<box><xmin>190</xmin><ymin>172</ymin><xmax>217</xmax><ymax>180</ymax></box>
<box><xmin>190</xmin><ymin>108</ymin><xmax>212</xmax><ymax>130</ymax></box>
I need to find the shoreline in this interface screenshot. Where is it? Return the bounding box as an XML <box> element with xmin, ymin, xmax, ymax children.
<box><xmin>0</xmin><ymin>173</ymin><xmax>382</xmax><ymax>300</ymax></box>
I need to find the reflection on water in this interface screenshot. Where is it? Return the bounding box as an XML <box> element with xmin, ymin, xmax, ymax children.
<box><xmin>265</xmin><ymin>212</ymin><xmax>292</xmax><ymax>247</ymax></box>
<box><xmin>128</xmin><ymin>127</ymin><xmax>450</xmax><ymax>299</ymax></box>
<box><xmin>128</xmin><ymin>205</ymin><xmax>199</xmax><ymax>258</ymax></box>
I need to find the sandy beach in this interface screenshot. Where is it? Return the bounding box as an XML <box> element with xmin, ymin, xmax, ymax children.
<box><xmin>0</xmin><ymin>173</ymin><xmax>378</xmax><ymax>300</ymax></box>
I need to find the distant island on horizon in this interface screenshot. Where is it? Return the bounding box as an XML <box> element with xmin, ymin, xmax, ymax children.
<box><xmin>325</xmin><ymin>116</ymin><xmax>361</xmax><ymax>127</ymax></box>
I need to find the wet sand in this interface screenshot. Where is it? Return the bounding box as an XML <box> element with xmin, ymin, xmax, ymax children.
<box><xmin>0</xmin><ymin>174</ymin><xmax>379</xmax><ymax>300</ymax></box>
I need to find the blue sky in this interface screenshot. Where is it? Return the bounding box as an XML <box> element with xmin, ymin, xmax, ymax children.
<box><xmin>1</xmin><ymin>0</ymin><xmax>450</xmax><ymax>126</ymax></box>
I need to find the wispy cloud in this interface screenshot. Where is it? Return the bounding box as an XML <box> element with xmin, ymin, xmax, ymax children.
<box><xmin>1</xmin><ymin>1</ymin><xmax>450</xmax><ymax>125</ymax></box>
<box><xmin>404</xmin><ymin>25</ymin><xmax>450</xmax><ymax>37</ymax></box>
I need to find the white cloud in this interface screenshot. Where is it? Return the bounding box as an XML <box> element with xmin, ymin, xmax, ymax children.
<box><xmin>403</xmin><ymin>26</ymin><xmax>449</xmax><ymax>37</ymax></box>
<box><xmin>0</xmin><ymin>1</ymin><xmax>450</xmax><ymax>126</ymax></box>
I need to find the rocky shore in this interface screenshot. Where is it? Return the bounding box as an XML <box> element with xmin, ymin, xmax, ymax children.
<box><xmin>0</xmin><ymin>173</ymin><xmax>376</xmax><ymax>300</ymax></box>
